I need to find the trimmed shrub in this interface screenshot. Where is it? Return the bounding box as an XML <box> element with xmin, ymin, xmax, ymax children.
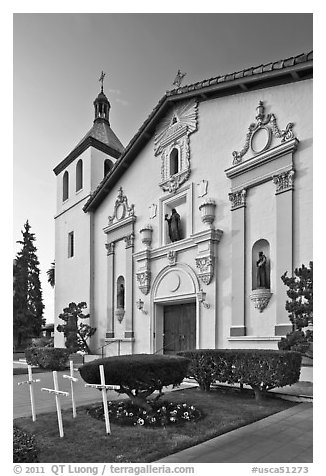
<box><xmin>79</xmin><ymin>353</ymin><xmax>190</xmax><ymax>413</ymax></box>
<box><xmin>278</xmin><ymin>329</ymin><xmax>313</xmax><ymax>355</ymax></box>
<box><xmin>13</xmin><ymin>425</ymin><xmax>39</xmax><ymax>463</ymax></box>
<box><xmin>178</xmin><ymin>349</ymin><xmax>302</xmax><ymax>401</ymax></box>
<box><xmin>25</xmin><ymin>347</ymin><xmax>69</xmax><ymax>370</ymax></box>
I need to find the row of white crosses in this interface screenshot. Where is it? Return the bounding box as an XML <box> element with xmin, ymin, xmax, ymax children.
<box><xmin>17</xmin><ymin>362</ymin><xmax>118</xmax><ymax>438</ymax></box>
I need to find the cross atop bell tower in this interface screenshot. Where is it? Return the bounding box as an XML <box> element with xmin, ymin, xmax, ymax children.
<box><xmin>99</xmin><ymin>70</ymin><xmax>106</xmax><ymax>92</ymax></box>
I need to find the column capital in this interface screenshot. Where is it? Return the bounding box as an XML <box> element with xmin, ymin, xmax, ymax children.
<box><xmin>273</xmin><ymin>169</ymin><xmax>295</xmax><ymax>194</ymax></box>
<box><xmin>229</xmin><ymin>189</ymin><xmax>247</xmax><ymax>210</ymax></box>
<box><xmin>105</xmin><ymin>242</ymin><xmax>115</xmax><ymax>255</ymax></box>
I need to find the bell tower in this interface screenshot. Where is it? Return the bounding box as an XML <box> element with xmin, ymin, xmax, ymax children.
<box><xmin>53</xmin><ymin>73</ymin><xmax>124</xmax><ymax>348</ymax></box>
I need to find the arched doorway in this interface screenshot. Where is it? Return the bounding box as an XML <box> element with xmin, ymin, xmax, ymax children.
<box><xmin>150</xmin><ymin>264</ymin><xmax>201</xmax><ymax>354</ymax></box>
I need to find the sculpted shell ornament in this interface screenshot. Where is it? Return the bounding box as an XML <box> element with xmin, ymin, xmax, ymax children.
<box><xmin>232</xmin><ymin>101</ymin><xmax>295</xmax><ymax>165</ymax></box>
<box><xmin>154</xmin><ymin>99</ymin><xmax>198</xmax><ymax>156</ymax></box>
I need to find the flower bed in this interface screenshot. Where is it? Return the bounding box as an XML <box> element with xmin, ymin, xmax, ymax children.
<box><xmin>87</xmin><ymin>400</ymin><xmax>202</xmax><ymax>428</ymax></box>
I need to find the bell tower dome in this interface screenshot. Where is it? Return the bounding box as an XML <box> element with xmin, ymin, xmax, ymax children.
<box><xmin>93</xmin><ymin>72</ymin><xmax>111</xmax><ymax>124</ymax></box>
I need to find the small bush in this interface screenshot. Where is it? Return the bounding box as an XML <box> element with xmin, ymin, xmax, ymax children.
<box><xmin>13</xmin><ymin>425</ymin><xmax>39</xmax><ymax>463</ymax></box>
<box><xmin>30</xmin><ymin>337</ymin><xmax>54</xmax><ymax>348</ymax></box>
<box><xmin>178</xmin><ymin>349</ymin><xmax>302</xmax><ymax>401</ymax></box>
<box><xmin>25</xmin><ymin>347</ymin><xmax>69</xmax><ymax>370</ymax></box>
<box><xmin>79</xmin><ymin>354</ymin><xmax>190</xmax><ymax>413</ymax></box>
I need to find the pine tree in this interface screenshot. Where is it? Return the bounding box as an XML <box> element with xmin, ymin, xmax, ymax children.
<box><xmin>13</xmin><ymin>221</ymin><xmax>45</xmax><ymax>348</ymax></box>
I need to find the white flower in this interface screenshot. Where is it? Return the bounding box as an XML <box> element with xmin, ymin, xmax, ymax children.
<box><xmin>137</xmin><ymin>418</ymin><xmax>145</xmax><ymax>426</ymax></box>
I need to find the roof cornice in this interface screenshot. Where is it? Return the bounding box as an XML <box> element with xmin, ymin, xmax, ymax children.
<box><xmin>53</xmin><ymin>136</ymin><xmax>122</xmax><ymax>176</ymax></box>
<box><xmin>83</xmin><ymin>51</ymin><xmax>312</xmax><ymax>212</ymax></box>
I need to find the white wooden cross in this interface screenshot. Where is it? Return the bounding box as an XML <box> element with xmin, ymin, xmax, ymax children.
<box><xmin>17</xmin><ymin>365</ymin><xmax>40</xmax><ymax>422</ymax></box>
<box><xmin>62</xmin><ymin>360</ymin><xmax>78</xmax><ymax>418</ymax></box>
<box><xmin>84</xmin><ymin>364</ymin><xmax>119</xmax><ymax>435</ymax></box>
<box><xmin>41</xmin><ymin>370</ymin><xmax>69</xmax><ymax>438</ymax></box>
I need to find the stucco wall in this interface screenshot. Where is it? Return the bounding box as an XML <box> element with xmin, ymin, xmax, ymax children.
<box><xmin>58</xmin><ymin>78</ymin><xmax>312</xmax><ymax>353</ymax></box>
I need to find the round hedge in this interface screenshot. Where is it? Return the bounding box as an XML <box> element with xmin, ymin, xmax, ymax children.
<box><xmin>79</xmin><ymin>353</ymin><xmax>190</xmax><ymax>390</ymax></box>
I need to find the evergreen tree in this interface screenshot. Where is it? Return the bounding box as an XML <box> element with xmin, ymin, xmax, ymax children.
<box><xmin>13</xmin><ymin>221</ymin><xmax>45</xmax><ymax>347</ymax></box>
<box><xmin>47</xmin><ymin>261</ymin><xmax>55</xmax><ymax>288</ymax></box>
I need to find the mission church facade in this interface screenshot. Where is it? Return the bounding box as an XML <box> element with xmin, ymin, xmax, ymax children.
<box><xmin>53</xmin><ymin>52</ymin><xmax>313</xmax><ymax>356</ymax></box>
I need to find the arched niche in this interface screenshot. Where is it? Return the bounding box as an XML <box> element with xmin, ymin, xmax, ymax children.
<box><xmin>115</xmin><ymin>275</ymin><xmax>125</xmax><ymax>323</ymax></box>
<box><xmin>252</xmin><ymin>239</ymin><xmax>270</xmax><ymax>290</ymax></box>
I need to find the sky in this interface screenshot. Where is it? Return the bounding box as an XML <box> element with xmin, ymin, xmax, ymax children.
<box><xmin>12</xmin><ymin>12</ymin><xmax>313</xmax><ymax>324</ymax></box>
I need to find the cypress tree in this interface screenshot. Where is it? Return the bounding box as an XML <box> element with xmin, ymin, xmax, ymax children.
<box><xmin>13</xmin><ymin>221</ymin><xmax>44</xmax><ymax>348</ymax></box>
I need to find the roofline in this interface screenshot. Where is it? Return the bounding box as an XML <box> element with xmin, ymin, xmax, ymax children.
<box><xmin>83</xmin><ymin>51</ymin><xmax>313</xmax><ymax>212</ymax></box>
<box><xmin>53</xmin><ymin>136</ymin><xmax>122</xmax><ymax>176</ymax></box>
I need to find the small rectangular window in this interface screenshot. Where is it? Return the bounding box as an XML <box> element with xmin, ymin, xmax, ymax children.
<box><xmin>68</xmin><ymin>231</ymin><xmax>74</xmax><ymax>258</ymax></box>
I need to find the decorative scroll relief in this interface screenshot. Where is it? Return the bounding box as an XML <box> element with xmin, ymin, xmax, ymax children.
<box><xmin>136</xmin><ymin>270</ymin><xmax>151</xmax><ymax>296</ymax></box>
<box><xmin>232</xmin><ymin>101</ymin><xmax>296</xmax><ymax>165</ymax></box>
<box><xmin>167</xmin><ymin>250</ymin><xmax>177</xmax><ymax>266</ymax></box>
<box><xmin>108</xmin><ymin>187</ymin><xmax>135</xmax><ymax>225</ymax></box>
<box><xmin>195</xmin><ymin>255</ymin><xmax>214</xmax><ymax>285</ymax></box>
<box><xmin>229</xmin><ymin>189</ymin><xmax>247</xmax><ymax>210</ymax></box>
<box><xmin>273</xmin><ymin>169</ymin><xmax>295</xmax><ymax>194</ymax></box>
<box><xmin>154</xmin><ymin>99</ymin><xmax>198</xmax><ymax>192</ymax></box>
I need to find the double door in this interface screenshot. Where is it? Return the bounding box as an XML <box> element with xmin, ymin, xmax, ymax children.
<box><xmin>163</xmin><ymin>303</ymin><xmax>196</xmax><ymax>354</ymax></box>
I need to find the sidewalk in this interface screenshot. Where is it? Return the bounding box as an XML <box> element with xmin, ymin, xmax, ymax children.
<box><xmin>155</xmin><ymin>403</ymin><xmax>313</xmax><ymax>463</ymax></box>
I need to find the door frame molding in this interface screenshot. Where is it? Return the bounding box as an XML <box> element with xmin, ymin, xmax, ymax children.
<box><xmin>150</xmin><ymin>263</ymin><xmax>201</xmax><ymax>353</ymax></box>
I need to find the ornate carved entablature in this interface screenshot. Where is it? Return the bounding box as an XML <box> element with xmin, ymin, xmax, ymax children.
<box><xmin>229</xmin><ymin>189</ymin><xmax>247</xmax><ymax>210</ymax></box>
<box><xmin>232</xmin><ymin>101</ymin><xmax>296</xmax><ymax>165</ymax></box>
<box><xmin>273</xmin><ymin>169</ymin><xmax>295</xmax><ymax>194</ymax></box>
<box><xmin>108</xmin><ymin>187</ymin><xmax>135</xmax><ymax>225</ymax></box>
<box><xmin>154</xmin><ymin>99</ymin><xmax>198</xmax><ymax>193</ymax></box>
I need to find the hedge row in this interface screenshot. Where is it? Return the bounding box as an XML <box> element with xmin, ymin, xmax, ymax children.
<box><xmin>177</xmin><ymin>349</ymin><xmax>302</xmax><ymax>400</ymax></box>
<box><xmin>13</xmin><ymin>426</ymin><xmax>39</xmax><ymax>463</ymax></box>
<box><xmin>25</xmin><ymin>347</ymin><xmax>70</xmax><ymax>370</ymax></box>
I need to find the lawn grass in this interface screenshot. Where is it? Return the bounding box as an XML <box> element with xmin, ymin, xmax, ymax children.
<box><xmin>14</xmin><ymin>386</ymin><xmax>296</xmax><ymax>463</ymax></box>
<box><xmin>13</xmin><ymin>367</ymin><xmax>53</xmax><ymax>375</ymax></box>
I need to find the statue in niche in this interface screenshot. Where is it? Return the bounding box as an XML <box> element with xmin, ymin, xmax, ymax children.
<box><xmin>165</xmin><ymin>208</ymin><xmax>182</xmax><ymax>242</ymax></box>
<box><xmin>117</xmin><ymin>283</ymin><xmax>125</xmax><ymax>309</ymax></box>
<box><xmin>256</xmin><ymin>251</ymin><xmax>268</xmax><ymax>288</ymax></box>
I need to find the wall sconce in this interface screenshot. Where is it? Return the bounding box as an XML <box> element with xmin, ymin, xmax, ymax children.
<box><xmin>197</xmin><ymin>290</ymin><xmax>210</xmax><ymax>309</ymax></box>
<box><xmin>136</xmin><ymin>298</ymin><xmax>148</xmax><ymax>314</ymax></box>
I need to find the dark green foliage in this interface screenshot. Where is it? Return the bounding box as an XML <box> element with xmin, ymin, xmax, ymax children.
<box><xmin>79</xmin><ymin>354</ymin><xmax>190</xmax><ymax>412</ymax></box>
<box><xmin>56</xmin><ymin>302</ymin><xmax>96</xmax><ymax>354</ymax></box>
<box><xmin>25</xmin><ymin>347</ymin><xmax>69</xmax><ymax>370</ymax></box>
<box><xmin>279</xmin><ymin>262</ymin><xmax>313</xmax><ymax>354</ymax></box>
<box><xmin>13</xmin><ymin>425</ymin><xmax>39</xmax><ymax>463</ymax></box>
<box><xmin>47</xmin><ymin>261</ymin><xmax>55</xmax><ymax>287</ymax></box>
<box><xmin>278</xmin><ymin>329</ymin><xmax>313</xmax><ymax>355</ymax></box>
<box><xmin>13</xmin><ymin>221</ymin><xmax>45</xmax><ymax>348</ymax></box>
<box><xmin>281</xmin><ymin>262</ymin><xmax>313</xmax><ymax>331</ymax></box>
<box><xmin>178</xmin><ymin>349</ymin><xmax>302</xmax><ymax>400</ymax></box>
